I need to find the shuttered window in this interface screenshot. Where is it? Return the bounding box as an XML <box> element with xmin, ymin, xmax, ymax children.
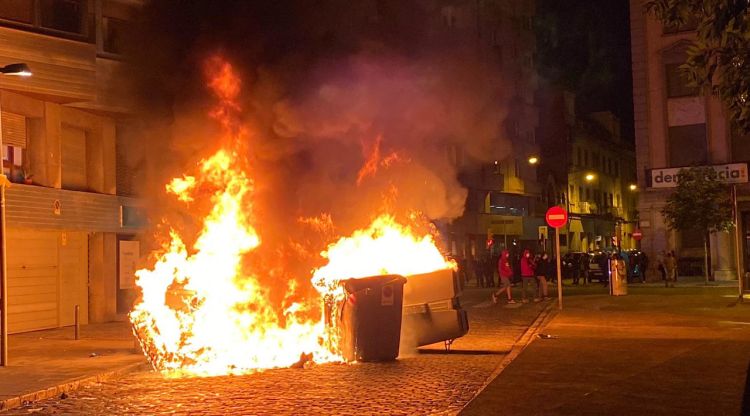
<box><xmin>1</xmin><ymin>111</ymin><xmax>27</xmax><ymax>148</ymax></box>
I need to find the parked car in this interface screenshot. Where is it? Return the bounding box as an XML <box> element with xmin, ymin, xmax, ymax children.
<box><xmin>588</xmin><ymin>251</ymin><xmax>610</xmax><ymax>282</ymax></box>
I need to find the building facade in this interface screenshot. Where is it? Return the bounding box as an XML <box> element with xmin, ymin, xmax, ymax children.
<box><xmin>440</xmin><ymin>0</ymin><xmax>541</xmax><ymax>260</ymax></box>
<box><xmin>566</xmin><ymin>112</ymin><xmax>638</xmax><ymax>253</ymax></box>
<box><xmin>630</xmin><ymin>1</ymin><xmax>746</xmax><ymax>282</ymax></box>
<box><xmin>0</xmin><ymin>0</ymin><xmax>145</xmax><ymax>333</ymax></box>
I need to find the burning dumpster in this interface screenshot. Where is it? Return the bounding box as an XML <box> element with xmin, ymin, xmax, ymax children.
<box><xmin>401</xmin><ymin>268</ymin><xmax>469</xmax><ymax>348</ymax></box>
<box><xmin>336</xmin><ymin>275</ymin><xmax>408</xmax><ymax>362</ymax></box>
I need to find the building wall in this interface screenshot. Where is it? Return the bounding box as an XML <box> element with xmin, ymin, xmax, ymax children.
<box><xmin>443</xmin><ymin>0</ymin><xmax>541</xmax><ymax>260</ymax></box>
<box><xmin>0</xmin><ymin>0</ymin><xmax>144</xmax><ymax>331</ymax></box>
<box><xmin>630</xmin><ymin>0</ymin><xmax>737</xmax><ymax>280</ymax></box>
<box><xmin>566</xmin><ymin>113</ymin><xmax>638</xmax><ymax>252</ymax></box>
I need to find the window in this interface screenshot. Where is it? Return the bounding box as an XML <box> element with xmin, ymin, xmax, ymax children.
<box><xmin>447</xmin><ymin>144</ymin><xmax>463</xmax><ymax>167</ymax></box>
<box><xmin>576</xmin><ymin>147</ymin><xmax>581</xmax><ymax>166</ymax></box>
<box><xmin>40</xmin><ymin>0</ymin><xmax>86</xmax><ymax>35</ymax></box>
<box><xmin>584</xmin><ymin>150</ymin><xmax>589</xmax><ymax>167</ymax></box>
<box><xmin>669</xmin><ymin>124</ymin><xmax>707</xmax><ymax>166</ymax></box>
<box><xmin>0</xmin><ymin>111</ymin><xmax>27</xmax><ymax>182</ymax></box>
<box><xmin>731</xmin><ymin>127</ymin><xmax>750</xmax><ymax>162</ymax></box>
<box><xmin>666</xmin><ymin>63</ymin><xmax>698</xmax><ymax>98</ymax></box>
<box><xmin>579</xmin><ymin>186</ymin><xmax>583</xmax><ymax>201</ymax></box>
<box><xmin>514</xmin><ymin>159</ymin><xmax>520</xmax><ymax>177</ymax></box>
<box><xmin>102</xmin><ymin>15</ymin><xmax>128</xmax><ymax>54</ymax></box>
<box><xmin>0</xmin><ymin>0</ymin><xmax>33</xmax><ymax>23</ymax></box>
<box><xmin>585</xmin><ymin>188</ymin><xmax>590</xmax><ymax>201</ymax></box>
<box><xmin>663</xmin><ymin>17</ymin><xmax>698</xmax><ymax>35</ymax></box>
<box><xmin>616</xmin><ymin>194</ymin><xmax>621</xmax><ymax>207</ymax></box>
<box><xmin>569</xmin><ymin>185</ymin><xmax>575</xmax><ymax>199</ymax></box>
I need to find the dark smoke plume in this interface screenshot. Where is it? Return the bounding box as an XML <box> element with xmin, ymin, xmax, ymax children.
<box><xmin>122</xmin><ymin>0</ymin><xmax>511</xmax><ymax>304</ymax></box>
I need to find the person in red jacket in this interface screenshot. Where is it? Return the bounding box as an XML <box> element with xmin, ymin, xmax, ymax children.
<box><xmin>520</xmin><ymin>249</ymin><xmax>539</xmax><ymax>303</ymax></box>
<box><xmin>492</xmin><ymin>250</ymin><xmax>516</xmax><ymax>304</ymax></box>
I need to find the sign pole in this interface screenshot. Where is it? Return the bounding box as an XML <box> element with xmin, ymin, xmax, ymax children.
<box><xmin>556</xmin><ymin>227</ymin><xmax>562</xmax><ymax>310</ymax></box>
<box><xmin>733</xmin><ymin>184</ymin><xmax>744</xmax><ymax>302</ymax></box>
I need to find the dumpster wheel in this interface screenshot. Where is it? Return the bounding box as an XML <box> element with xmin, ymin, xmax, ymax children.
<box><xmin>444</xmin><ymin>339</ymin><xmax>455</xmax><ymax>352</ymax></box>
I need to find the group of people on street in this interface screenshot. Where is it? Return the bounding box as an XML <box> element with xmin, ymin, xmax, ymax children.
<box><xmin>491</xmin><ymin>249</ymin><xmax>553</xmax><ymax>304</ymax></box>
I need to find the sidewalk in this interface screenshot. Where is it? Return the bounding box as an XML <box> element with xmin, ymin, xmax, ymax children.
<box><xmin>0</xmin><ymin>322</ymin><xmax>146</xmax><ymax>411</ymax></box>
<box><xmin>461</xmin><ymin>285</ymin><xmax>750</xmax><ymax>415</ymax></box>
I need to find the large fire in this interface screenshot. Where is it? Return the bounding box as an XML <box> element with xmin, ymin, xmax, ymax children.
<box><xmin>129</xmin><ymin>57</ymin><xmax>454</xmax><ymax>377</ymax></box>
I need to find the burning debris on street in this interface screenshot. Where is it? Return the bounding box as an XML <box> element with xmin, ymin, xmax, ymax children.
<box><xmin>129</xmin><ymin>57</ymin><xmax>458</xmax><ymax>377</ymax></box>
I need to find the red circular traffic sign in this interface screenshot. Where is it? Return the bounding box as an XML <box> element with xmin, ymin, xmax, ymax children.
<box><xmin>632</xmin><ymin>229</ymin><xmax>643</xmax><ymax>241</ymax></box>
<box><xmin>545</xmin><ymin>206</ymin><xmax>568</xmax><ymax>228</ymax></box>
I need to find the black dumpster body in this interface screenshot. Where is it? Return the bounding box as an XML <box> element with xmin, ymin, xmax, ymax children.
<box><xmin>338</xmin><ymin>274</ymin><xmax>407</xmax><ymax>362</ymax></box>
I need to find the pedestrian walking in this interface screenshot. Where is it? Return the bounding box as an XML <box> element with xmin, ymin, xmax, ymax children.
<box><xmin>670</xmin><ymin>250</ymin><xmax>679</xmax><ymax>282</ymax></box>
<box><xmin>520</xmin><ymin>249</ymin><xmax>539</xmax><ymax>303</ymax></box>
<box><xmin>491</xmin><ymin>250</ymin><xmax>516</xmax><ymax>304</ymax></box>
<box><xmin>664</xmin><ymin>252</ymin><xmax>677</xmax><ymax>288</ymax></box>
<box><xmin>536</xmin><ymin>253</ymin><xmax>551</xmax><ymax>300</ymax></box>
<box><xmin>641</xmin><ymin>252</ymin><xmax>649</xmax><ymax>282</ymax></box>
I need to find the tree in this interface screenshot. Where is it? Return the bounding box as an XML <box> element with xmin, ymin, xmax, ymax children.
<box><xmin>646</xmin><ymin>0</ymin><xmax>750</xmax><ymax>133</ymax></box>
<box><xmin>661</xmin><ymin>166</ymin><xmax>734</xmax><ymax>282</ymax></box>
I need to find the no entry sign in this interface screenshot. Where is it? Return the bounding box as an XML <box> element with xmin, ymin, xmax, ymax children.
<box><xmin>545</xmin><ymin>206</ymin><xmax>568</xmax><ymax>229</ymax></box>
<box><xmin>632</xmin><ymin>229</ymin><xmax>643</xmax><ymax>241</ymax></box>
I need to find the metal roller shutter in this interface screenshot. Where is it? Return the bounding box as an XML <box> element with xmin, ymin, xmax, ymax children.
<box><xmin>0</xmin><ymin>111</ymin><xmax>27</xmax><ymax>148</ymax></box>
<box><xmin>6</xmin><ymin>229</ymin><xmax>89</xmax><ymax>333</ymax></box>
<box><xmin>7</xmin><ymin>229</ymin><xmax>59</xmax><ymax>333</ymax></box>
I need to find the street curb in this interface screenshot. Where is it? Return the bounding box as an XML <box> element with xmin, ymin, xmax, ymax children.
<box><xmin>0</xmin><ymin>360</ymin><xmax>150</xmax><ymax>412</ymax></box>
<box><xmin>455</xmin><ymin>301</ymin><xmax>560</xmax><ymax>415</ymax></box>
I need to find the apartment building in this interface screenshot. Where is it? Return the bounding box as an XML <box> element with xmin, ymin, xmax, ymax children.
<box><xmin>0</xmin><ymin>0</ymin><xmax>145</xmax><ymax>333</ymax></box>
<box><xmin>630</xmin><ymin>1</ymin><xmax>745</xmax><ymax>283</ymax></box>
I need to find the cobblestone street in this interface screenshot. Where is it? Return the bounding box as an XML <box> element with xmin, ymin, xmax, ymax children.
<box><xmin>2</xmin><ymin>288</ymin><xmax>548</xmax><ymax>415</ymax></box>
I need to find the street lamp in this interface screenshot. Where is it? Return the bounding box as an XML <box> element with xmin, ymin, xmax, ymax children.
<box><xmin>585</xmin><ymin>173</ymin><xmax>596</xmax><ymax>182</ymax></box>
<box><xmin>0</xmin><ymin>62</ymin><xmax>32</xmax><ymax>367</ymax></box>
<box><xmin>629</xmin><ymin>184</ymin><xmax>637</xmax><ymax>191</ymax></box>
<box><xmin>0</xmin><ymin>63</ymin><xmax>32</xmax><ymax>77</ymax></box>
<box><xmin>527</xmin><ymin>156</ymin><xmax>539</xmax><ymax>165</ymax></box>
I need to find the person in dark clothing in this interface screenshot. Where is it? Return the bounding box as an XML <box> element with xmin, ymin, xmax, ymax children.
<box><xmin>485</xmin><ymin>254</ymin><xmax>496</xmax><ymax>287</ymax></box>
<box><xmin>641</xmin><ymin>253</ymin><xmax>649</xmax><ymax>282</ymax></box>
<box><xmin>571</xmin><ymin>255</ymin><xmax>581</xmax><ymax>285</ymax></box>
<box><xmin>579</xmin><ymin>253</ymin><xmax>590</xmax><ymax>285</ymax></box>
<box><xmin>536</xmin><ymin>253</ymin><xmax>551</xmax><ymax>300</ymax></box>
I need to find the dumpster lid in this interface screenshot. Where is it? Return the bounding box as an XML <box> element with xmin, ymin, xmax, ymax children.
<box><xmin>342</xmin><ymin>274</ymin><xmax>407</xmax><ymax>293</ymax></box>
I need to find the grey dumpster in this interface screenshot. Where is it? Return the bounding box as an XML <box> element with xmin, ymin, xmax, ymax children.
<box><xmin>338</xmin><ymin>274</ymin><xmax>407</xmax><ymax>362</ymax></box>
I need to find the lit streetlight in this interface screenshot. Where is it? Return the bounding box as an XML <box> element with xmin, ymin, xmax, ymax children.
<box><xmin>629</xmin><ymin>184</ymin><xmax>637</xmax><ymax>191</ymax></box>
<box><xmin>0</xmin><ymin>62</ymin><xmax>32</xmax><ymax>367</ymax></box>
<box><xmin>527</xmin><ymin>156</ymin><xmax>539</xmax><ymax>165</ymax></box>
<box><xmin>0</xmin><ymin>63</ymin><xmax>32</xmax><ymax>77</ymax></box>
<box><xmin>585</xmin><ymin>173</ymin><xmax>596</xmax><ymax>182</ymax></box>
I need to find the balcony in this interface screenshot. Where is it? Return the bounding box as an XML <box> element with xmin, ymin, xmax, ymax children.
<box><xmin>5</xmin><ymin>183</ymin><xmax>145</xmax><ymax>233</ymax></box>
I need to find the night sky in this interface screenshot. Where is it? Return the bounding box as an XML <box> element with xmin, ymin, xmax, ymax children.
<box><xmin>536</xmin><ymin>0</ymin><xmax>634</xmax><ymax>141</ymax></box>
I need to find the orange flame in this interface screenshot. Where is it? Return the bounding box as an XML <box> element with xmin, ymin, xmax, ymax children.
<box><xmin>312</xmin><ymin>213</ymin><xmax>456</xmax><ymax>297</ymax></box>
<box><xmin>356</xmin><ymin>135</ymin><xmax>408</xmax><ymax>185</ymax></box>
<box><xmin>129</xmin><ymin>58</ymin><xmax>339</xmax><ymax>376</ymax></box>
<box><xmin>130</xmin><ymin>56</ymin><xmax>455</xmax><ymax>377</ymax></box>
